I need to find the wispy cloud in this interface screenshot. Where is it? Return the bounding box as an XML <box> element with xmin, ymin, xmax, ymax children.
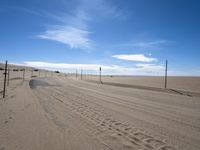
<box><xmin>79</xmin><ymin>0</ymin><xmax>125</xmax><ymax>19</ymax></box>
<box><xmin>45</xmin><ymin>9</ymin><xmax>90</xmax><ymax>29</ymax></box>
<box><xmin>135</xmin><ymin>63</ymin><xmax>164</xmax><ymax>72</ymax></box>
<box><xmin>132</xmin><ymin>40</ymin><xmax>171</xmax><ymax>49</ymax></box>
<box><xmin>38</xmin><ymin>26</ymin><xmax>91</xmax><ymax>49</ymax></box>
<box><xmin>37</xmin><ymin>8</ymin><xmax>92</xmax><ymax>50</ymax></box>
<box><xmin>37</xmin><ymin>0</ymin><xmax>125</xmax><ymax>50</ymax></box>
<box><xmin>112</xmin><ymin>54</ymin><xmax>157</xmax><ymax>62</ymax></box>
<box><xmin>20</xmin><ymin>61</ymin><xmax>164</xmax><ymax>76</ymax></box>
<box><xmin>116</xmin><ymin>40</ymin><xmax>172</xmax><ymax>49</ymax></box>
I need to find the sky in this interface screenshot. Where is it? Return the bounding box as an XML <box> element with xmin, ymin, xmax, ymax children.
<box><xmin>0</xmin><ymin>0</ymin><xmax>200</xmax><ymax>76</ymax></box>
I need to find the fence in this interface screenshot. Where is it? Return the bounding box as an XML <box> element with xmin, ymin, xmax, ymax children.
<box><xmin>0</xmin><ymin>60</ymin><xmax>59</xmax><ymax>99</ymax></box>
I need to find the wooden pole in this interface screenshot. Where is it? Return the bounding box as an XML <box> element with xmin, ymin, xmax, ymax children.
<box><xmin>165</xmin><ymin>60</ymin><xmax>168</xmax><ymax>88</ymax></box>
<box><xmin>31</xmin><ymin>68</ymin><xmax>33</xmax><ymax>77</ymax></box>
<box><xmin>3</xmin><ymin>60</ymin><xmax>8</xmax><ymax>98</ymax></box>
<box><xmin>81</xmin><ymin>69</ymin><xmax>83</xmax><ymax>80</ymax></box>
<box><xmin>23</xmin><ymin>69</ymin><xmax>25</xmax><ymax>81</ymax></box>
<box><xmin>7</xmin><ymin>68</ymin><xmax>10</xmax><ymax>86</ymax></box>
<box><xmin>99</xmin><ymin>67</ymin><xmax>102</xmax><ymax>83</ymax></box>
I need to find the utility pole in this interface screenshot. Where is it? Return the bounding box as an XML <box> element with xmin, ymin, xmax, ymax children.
<box><xmin>165</xmin><ymin>60</ymin><xmax>168</xmax><ymax>88</ymax></box>
<box><xmin>3</xmin><ymin>60</ymin><xmax>8</xmax><ymax>98</ymax></box>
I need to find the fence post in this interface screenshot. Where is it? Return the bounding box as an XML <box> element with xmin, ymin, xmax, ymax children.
<box><xmin>81</xmin><ymin>69</ymin><xmax>83</xmax><ymax>80</ymax></box>
<box><xmin>31</xmin><ymin>68</ymin><xmax>33</xmax><ymax>77</ymax></box>
<box><xmin>3</xmin><ymin>60</ymin><xmax>8</xmax><ymax>98</ymax></box>
<box><xmin>7</xmin><ymin>68</ymin><xmax>10</xmax><ymax>86</ymax></box>
<box><xmin>99</xmin><ymin>67</ymin><xmax>102</xmax><ymax>83</ymax></box>
<box><xmin>23</xmin><ymin>69</ymin><xmax>25</xmax><ymax>81</ymax></box>
<box><xmin>164</xmin><ymin>60</ymin><xmax>168</xmax><ymax>88</ymax></box>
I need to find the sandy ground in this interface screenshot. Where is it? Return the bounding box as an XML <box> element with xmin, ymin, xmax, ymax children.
<box><xmin>0</xmin><ymin>65</ymin><xmax>200</xmax><ymax>150</ymax></box>
<box><xmin>83</xmin><ymin>75</ymin><xmax>200</xmax><ymax>93</ymax></box>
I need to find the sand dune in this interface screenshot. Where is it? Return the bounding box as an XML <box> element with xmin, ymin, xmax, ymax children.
<box><xmin>0</xmin><ymin>67</ymin><xmax>200</xmax><ymax>150</ymax></box>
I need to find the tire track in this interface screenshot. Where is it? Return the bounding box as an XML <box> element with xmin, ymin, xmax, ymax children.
<box><xmin>32</xmin><ymin>84</ymin><xmax>177</xmax><ymax>150</ymax></box>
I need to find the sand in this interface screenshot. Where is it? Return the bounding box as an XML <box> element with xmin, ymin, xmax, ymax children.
<box><xmin>0</xmin><ymin>65</ymin><xmax>200</xmax><ymax>150</ymax></box>
<box><xmin>83</xmin><ymin>75</ymin><xmax>200</xmax><ymax>93</ymax></box>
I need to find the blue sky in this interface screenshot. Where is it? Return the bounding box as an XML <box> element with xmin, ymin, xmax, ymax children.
<box><xmin>0</xmin><ymin>0</ymin><xmax>200</xmax><ymax>75</ymax></box>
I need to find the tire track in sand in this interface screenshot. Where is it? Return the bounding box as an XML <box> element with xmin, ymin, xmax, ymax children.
<box><xmin>31</xmin><ymin>82</ymin><xmax>177</xmax><ymax>150</ymax></box>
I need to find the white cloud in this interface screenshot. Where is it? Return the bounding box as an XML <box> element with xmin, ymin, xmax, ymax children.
<box><xmin>116</xmin><ymin>40</ymin><xmax>172</xmax><ymax>49</ymax></box>
<box><xmin>79</xmin><ymin>0</ymin><xmax>125</xmax><ymax>19</ymax></box>
<box><xmin>45</xmin><ymin>9</ymin><xmax>90</xmax><ymax>29</ymax></box>
<box><xmin>9</xmin><ymin>61</ymin><xmax>200</xmax><ymax>76</ymax></box>
<box><xmin>38</xmin><ymin>26</ymin><xmax>91</xmax><ymax>49</ymax></box>
<box><xmin>24</xmin><ymin>61</ymin><xmax>106</xmax><ymax>71</ymax></box>
<box><xmin>37</xmin><ymin>0</ymin><xmax>126</xmax><ymax>50</ymax></box>
<box><xmin>135</xmin><ymin>63</ymin><xmax>164</xmax><ymax>72</ymax></box>
<box><xmin>132</xmin><ymin>40</ymin><xmax>170</xmax><ymax>48</ymax></box>
<box><xmin>112</xmin><ymin>54</ymin><xmax>157</xmax><ymax>62</ymax></box>
<box><xmin>18</xmin><ymin>61</ymin><xmax>165</xmax><ymax>76</ymax></box>
<box><xmin>37</xmin><ymin>5</ymin><xmax>93</xmax><ymax>50</ymax></box>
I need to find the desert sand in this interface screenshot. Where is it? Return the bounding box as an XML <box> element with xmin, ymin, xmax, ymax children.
<box><xmin>0</xmin><ymin>64</ymin><xmax>200</xmax><ymax>150</ymax></box>
<box><xmin>83</xmin><ymin>75</ymin><xmax>200</xmax><ymax>93</ymax></box>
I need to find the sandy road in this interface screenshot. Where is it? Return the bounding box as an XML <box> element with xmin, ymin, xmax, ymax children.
<box><xmin>0</xmin><ymin>76</ymin><xmax>200</xmax><ymax>150</ymax></box>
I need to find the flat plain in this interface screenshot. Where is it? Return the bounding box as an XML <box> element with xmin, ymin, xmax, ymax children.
<box><xmin>0</xmin><ymin>64</ymin><xmax>200</xmax><ymax>150</ymax></box>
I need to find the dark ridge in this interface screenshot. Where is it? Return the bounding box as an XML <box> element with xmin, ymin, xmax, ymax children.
<box><xmin>10</xmin><ymin>77</ymin><xmax>22</xmax><ymax>81</ymax></box>
<box><xmin>29</xmin><ymin>79</ymin><xmax>50</xmax><ymax>89</ymax></box>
